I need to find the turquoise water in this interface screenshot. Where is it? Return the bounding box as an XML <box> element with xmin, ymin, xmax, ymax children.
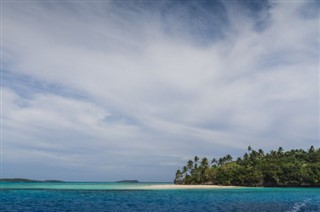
<box><xmin>1</xmin><ymin>182</ymin><xmax>320</xmax><ymax>211</ymax></box>
<box><xmin>0</xmin><ymin>182</ymin><xmax>167</xmax><ymax>190</ymax></box>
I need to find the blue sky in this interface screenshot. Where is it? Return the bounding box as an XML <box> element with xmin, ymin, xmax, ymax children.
<box><xmin>2</xmin><ymin>0</ymin><xmax>319</xmax><ymax>181</ymax></box>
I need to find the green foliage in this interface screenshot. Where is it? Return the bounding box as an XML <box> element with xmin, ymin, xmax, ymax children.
<box><xmin>174</xmin><ymin>146</ymin><xmax>320</xmax><ymax>187</ymax></box>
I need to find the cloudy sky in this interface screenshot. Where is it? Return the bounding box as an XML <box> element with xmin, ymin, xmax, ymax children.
<box><xmin>2</xmin><ymin>0</ymin><xmax>319</xmax><ymax>181</ymax></box>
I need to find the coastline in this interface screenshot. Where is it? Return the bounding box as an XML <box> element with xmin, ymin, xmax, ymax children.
<box><xmin>134</xmin><ymin>184</ymin><xmax>242</xmax><ymax>190</ymax></box>
<box><xmin>0</xmin><ymin>181</ymin><xmax>243</xmax><ymax>190</ymax></box>
<box><xmin>1</xmin><ymin>181</ymin><xmax>317</xmax><ymax>190</ymax></box>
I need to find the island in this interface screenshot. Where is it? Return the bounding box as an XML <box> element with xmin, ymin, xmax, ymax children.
<box><xmin>174</xmin><ymin>146</ymin><xmax>320</xmax><ymax>187</ymax></box>
<box><xmin>0</xmin><ymin>178</ymin><xmax>64</xmax><ymax>183</ymax></box>
<box><xmin>116</xmin><ymin>180</ymin><xmax>139</xmax><ymax>183</ymax></box>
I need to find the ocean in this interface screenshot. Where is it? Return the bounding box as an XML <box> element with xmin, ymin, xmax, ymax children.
<box><xmin>1</xmin><ymin>182</ymin><xmax>319</xmax><ymax>211</ymax></box>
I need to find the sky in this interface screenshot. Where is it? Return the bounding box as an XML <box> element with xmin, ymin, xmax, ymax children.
<box><xmin>1</xmin><ymin>0</ymin><xmax>319</xmax><ymax>182</ymax></box>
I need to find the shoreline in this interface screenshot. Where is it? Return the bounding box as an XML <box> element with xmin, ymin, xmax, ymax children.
<box><xmin>134</xmin><ymin>184</ymin><xmax>242</xmax><ymax>190</ymax></box>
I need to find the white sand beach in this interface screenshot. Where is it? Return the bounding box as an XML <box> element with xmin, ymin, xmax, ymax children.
<box><xmin>136</xmin><ymin>184</ymin><xmax>241</xmax><ymax>190</ymax></box>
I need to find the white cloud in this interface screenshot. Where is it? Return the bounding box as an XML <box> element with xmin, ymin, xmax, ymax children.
<box><xmin>2</xmin><ymin>1</ymin><xmax>319</xmax><ymax>181</ymax></box>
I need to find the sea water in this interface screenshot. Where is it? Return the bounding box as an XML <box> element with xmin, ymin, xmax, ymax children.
<box><xmin>1</xmin><ymin>182</ymin><xmax>319</xmax><ymax>211</ymax></box>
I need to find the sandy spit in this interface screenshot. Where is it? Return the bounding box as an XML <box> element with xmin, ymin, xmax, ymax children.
<box><xmin>134</xmin><ymin>184</ymin><xmax>241</xmax><ymax>190</ymax></box>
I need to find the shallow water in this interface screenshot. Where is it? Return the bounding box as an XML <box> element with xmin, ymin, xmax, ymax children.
<box><xmin>0</xmin><ymin>182</ymin><xmax>166</xmax><ymax>190</ymax></box>
<box><xmin>1</xmin><ymin>182</ymin><xmax>319</xmax><ymax>211</ymax></box>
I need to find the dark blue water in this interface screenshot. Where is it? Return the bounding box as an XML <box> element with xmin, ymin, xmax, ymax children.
<box><xmin>1</xmin><ymin>187</ymin><xmax>319</xmax><ymax>211</ymax></box>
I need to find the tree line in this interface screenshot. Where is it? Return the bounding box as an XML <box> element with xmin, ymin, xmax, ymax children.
<box><xmin>174</xmin><ymin>146</ymin><xmax>320</xmax><ymax>187</ymax></box>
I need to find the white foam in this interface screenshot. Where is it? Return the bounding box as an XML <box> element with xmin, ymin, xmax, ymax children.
<box><xmin>287</xmin><ymin>198</ymin><xmax>311</xmax><ymax>212</ymax></box>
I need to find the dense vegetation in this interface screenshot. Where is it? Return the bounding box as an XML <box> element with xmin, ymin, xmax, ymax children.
<box><xmin>174</xmin><ymin>146</ymin><xmax>320</xmax><ymax>187</ymax></box>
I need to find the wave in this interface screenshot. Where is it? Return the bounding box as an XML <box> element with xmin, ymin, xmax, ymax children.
<box><xmin>287</xmin><ymin>198</ymin><xmax>311</xmax><ymax>212</ymax></box>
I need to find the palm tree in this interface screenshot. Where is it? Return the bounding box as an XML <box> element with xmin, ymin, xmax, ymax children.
<box><xmin>278</xmin><ymin>147</ymin><xmax>284</xmax><ymax>157</ymax></box>
<box><xmin>201</xmin><ymin>157</ymin><xmax>209</xmax><ymax>169</ymax></box>
<box><xmin>211</xmin><ymin>158</ymin><xmax>218</xmax><ymax>166</ymax></box>
<box><xmin>182</xmin><ymin>166</ymin><xmax>188</xmax><ymax>175</ymax></box>
<box><xmin>225</xmin><ymin>154</ymin><xmax>233</xmax><ymax>162</ymax></box>
<box><xmin>278</xmin><ymin>147</ymin><xmax>283</xmax><ymax>153</ymax></box>
<box><xmin>218</xmin><ymin>157</ymin><xmax>226</xmax><ymax>166</ymax></box>
<box><xmin>309</xmin><ymin>146</ymin><xmax>315</xmax><ymax>153</ymax></box>
<box><xmin>174</xmin><ymin>169</ymin><xmax>183</xmax><ymax>184</ymax></box>
<box><xmin>258</xmin><ymin>149</ymin><xmax>264</xmax><ymax>157</ymax></box>
<box><xmin>270</xmin><ymin>150</ymin><xmax>277</xmax><ymax>157</ymax></box>
<box><xmin>194</xmin><ymin>163</ymin><xmax>198</xmax><ymax>170</ymax></box>
<box><xmin>176</xmin><ymin>169</ymin><xmax>182</xmax><ymax>177</ymax></box>
<box><xmin>243</xmin><ymin>153</ymin><xmax>249</xmax><ymax>160</ymax></box>
<box><xmin>200</xmin><ymin>157</ymin><xmax>209</xmax><ymax>183</ymax></box>
<box><xmin>187</xmin><ymin>160</ymin><xmax>194</xmax><ymax>171</ymax></box>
